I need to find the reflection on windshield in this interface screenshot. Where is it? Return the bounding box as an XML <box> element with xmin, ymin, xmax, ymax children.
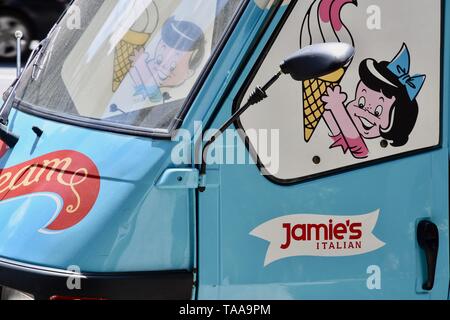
<box><xmin>109</xmin><ymin>1</ymin><xmax>159</xmax><ymax>91</ymax></box>
<box><xmin>16</xmin><ymin>0</ymin><xmax>241</xmax><ymax>133</ymax></box>
<box><xmin>89</xmin><ymin>0</ymin><xmax>157</xmax><ymax>62</ymax></box>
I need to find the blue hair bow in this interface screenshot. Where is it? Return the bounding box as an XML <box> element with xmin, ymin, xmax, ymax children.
<box><xmin>387</xmin><ymin>43</ymin><xmax>426</xmax><ymax>101</ymax></box>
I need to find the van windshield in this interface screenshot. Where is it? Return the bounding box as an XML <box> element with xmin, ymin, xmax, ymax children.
<box><xmin>15</xmin><ymin>0</ymin><xmax>241</xmax><ymax>134</ymax></box>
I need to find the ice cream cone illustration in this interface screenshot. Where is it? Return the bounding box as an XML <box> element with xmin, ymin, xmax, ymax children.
<box><xmin>113</xmin><ymin>31</ymin><xmax>150</xmax><ymax>92</ymax></box>
<box><xmin>303</xmin><ymin>67</ymin><xmax>345</xmax><ymax>142</ymax></box>
<box><xmin>112</xmin><ymin>3</ymin><xmax>159</xmax><ymax>92</ymax></box>
<box><xmin>300</xmin><ymin>0</ymin><xmax>356</xmax><ymax>142</ymax></box>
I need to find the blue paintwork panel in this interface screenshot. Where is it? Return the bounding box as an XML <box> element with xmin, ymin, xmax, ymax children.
<box><xmin>197</xmin><ymin>1</ymin><xmax>450</xmax><ymax>299</ymax></box>
<box><xmin>199</xmin><ymin>150</ymin><xmax>449</xmax><ymax>299</ymax></box>
<box><xmin>0</xmin><ymin>109</ymin><xmax>193</xmax><ymax>272</ymax></box>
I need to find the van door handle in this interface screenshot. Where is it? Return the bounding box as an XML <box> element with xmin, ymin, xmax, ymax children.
<box><xmin>417</xmin><ymin>220</ymin><xmax>439</xmax><ymax>291</ymax></box>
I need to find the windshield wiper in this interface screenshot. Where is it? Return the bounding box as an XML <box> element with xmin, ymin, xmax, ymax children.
<box><xmin>32</xmin><ymin>23</ymin><xmax>60</xmax><ymax>81</ymax></box>
<box><xmin>0</xmin><ymin>38</ymin><xmax>48</xmax><ymax>148</ymax></box>
<box><xmin>31</xmin><ymin>39</ymin><xmax>51</xmax><ymax>80</ymax></box>
<box><xmin>31</xmin><ymin>36</ymin><xmax>53</xmax><ymax>81</ymax></box>
<box><xmin>0</xmin><ymin>80</ymin><xmax>20</xmax><ymax>147</ymax></box>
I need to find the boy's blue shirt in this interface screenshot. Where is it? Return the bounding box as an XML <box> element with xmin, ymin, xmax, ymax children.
<box><xmin>133</xmin><ymin>84</ymin><xmax>163</xmax><ymax>102</ymax></box>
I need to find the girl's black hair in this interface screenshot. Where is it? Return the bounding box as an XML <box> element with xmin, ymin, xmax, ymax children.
<box><xmin>359</xmin><ymin>59</ymin><xmax>419</xmax><ymax>147</ymax></box>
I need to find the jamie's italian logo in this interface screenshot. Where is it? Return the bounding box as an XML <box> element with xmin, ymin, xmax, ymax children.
<box><xmin>0</xmin><ymin>143</ymin><xmax>100</xmax><ymax>232</ymax></box>
<box><xmin>250</xmin><ymin>210</ymin><xmax>385</xmax><ymax>266</ymax></box>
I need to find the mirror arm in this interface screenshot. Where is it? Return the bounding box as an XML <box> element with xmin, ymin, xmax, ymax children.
<box><xmin>261</xmin><ymin>70</ymin><xmax>282</xmax><ymax>92</ymax></box>
<box><xmin>198</xmin><ymin>71</ymin><xmax>282</xmax><ymax>192</ymax></box>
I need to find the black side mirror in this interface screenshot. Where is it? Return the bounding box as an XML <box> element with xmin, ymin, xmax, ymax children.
<box><xmin>198</xmin><ymin>42</ymin><xmax>355</xmax><ymax>191</ymax></box>
<box><xmin>280</xmin><ymin>42</ymin><xmax>354</xmax><ymax>81</ymax></box>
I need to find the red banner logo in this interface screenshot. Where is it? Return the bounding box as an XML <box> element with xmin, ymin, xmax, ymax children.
<box><xmin>0</xmin><ymin>147</ymin><xmax>100</xmax><ymax>231</ymax></box>
<box><xmin>250</xmin><ymin>211</ymin><xmax>385</xmax><ymax>266</ymax></box>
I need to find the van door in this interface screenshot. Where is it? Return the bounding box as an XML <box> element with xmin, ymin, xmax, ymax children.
<box><xmin>197</xmin><ymin>0</ymin><xmax>449</xmax><ymax>299</ymax></box>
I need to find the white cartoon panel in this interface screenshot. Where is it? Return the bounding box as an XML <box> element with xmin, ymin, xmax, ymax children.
<box><xmin>239</xmin><ymin>0</ymin><xmax>441</xmax><ymax>181</ymax></box>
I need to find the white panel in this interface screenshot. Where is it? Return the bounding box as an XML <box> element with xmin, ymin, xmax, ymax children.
<box><xmin>239</xmin><ymin>0</ymin><xmax>441</xmax><ymax>181</ymax></box>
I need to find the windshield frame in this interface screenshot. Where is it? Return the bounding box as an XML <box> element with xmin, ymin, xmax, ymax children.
<box><xmin>14</xmin><ymin>0</ymin><xmax>249</xmax><ymax>139</ymax></box>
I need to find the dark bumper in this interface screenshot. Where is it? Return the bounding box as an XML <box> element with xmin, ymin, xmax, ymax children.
<box><xmin>0</xmin><ymin>258</ymin><xmax>193</xmax><ymax>300</ymax></box>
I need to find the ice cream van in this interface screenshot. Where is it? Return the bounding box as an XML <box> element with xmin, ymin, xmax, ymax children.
<box><xmin>0</xmin><ymin>0</ymin><xmax>448</xmax><ymax>300</ymax></box>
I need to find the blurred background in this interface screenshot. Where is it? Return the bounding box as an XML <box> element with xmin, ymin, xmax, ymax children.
<box><xmin>0</xmin><ymin>0</ymin><xmax>70</xmax><ymax>92</ymax></box>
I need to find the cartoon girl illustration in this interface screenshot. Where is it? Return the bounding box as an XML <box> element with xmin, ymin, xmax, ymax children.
<box><xmin>322</xmin><ymin>43</ymin><xmax>426</xmax><ymax>159</ymax></box>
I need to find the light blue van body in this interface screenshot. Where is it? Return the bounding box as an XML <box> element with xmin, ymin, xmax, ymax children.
<box><xmin>0</xmin><ymin>0</ymin><xmax>448</xmax><ymax>299</ymax></box>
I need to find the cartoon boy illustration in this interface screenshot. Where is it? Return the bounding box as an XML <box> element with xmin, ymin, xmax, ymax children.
<box><xmin>322</xmin><ymin>43</ymin><xmax>426</xmax><ymax>159</ymax></box>
<box><xmin>129</xmin><ymin>16</ymin><xmax>205</xmax><ymax>103</ymax></box>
